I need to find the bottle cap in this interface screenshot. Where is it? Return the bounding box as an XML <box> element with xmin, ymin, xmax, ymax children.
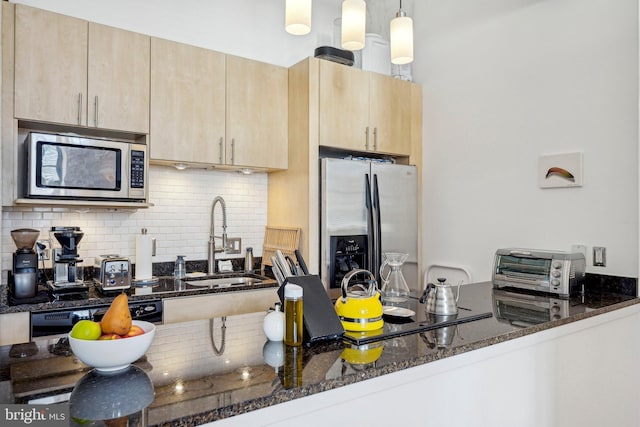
<box><xmin>284</xmin><ymin>284</ymin><xmax>303</xmax><ymax>299</ymax></box>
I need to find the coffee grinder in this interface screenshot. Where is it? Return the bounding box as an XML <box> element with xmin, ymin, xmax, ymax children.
<box><xmin>10</xmin><ymin>228</ymin><xmax>40</xmax><ymax>299</ymax></box>
<box><xmin>48</xmin><ymin>226</ymin><xmax>87</xmax><ymax>294</ymax></box>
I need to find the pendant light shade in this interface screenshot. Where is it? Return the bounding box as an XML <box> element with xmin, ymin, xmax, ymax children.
<box><xmin>285</xmin><ymin>0</ymin><xmax>312</xmax><ymax>35</ymax></box>
<box><xmin>341</xmin><ymin>0</ymin><xmax>366</xmax><ymax>51</ymax></box>
<box><xmin>390</xmin><ymin>4</ymin><xmax>414</xmax><ymax>64</ymax></box>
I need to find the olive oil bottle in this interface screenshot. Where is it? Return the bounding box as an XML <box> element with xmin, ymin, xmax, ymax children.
<box><xmin>284</xmin><ymin>284</ymin><xmax>303</xmax><ymax>346</ymax></box>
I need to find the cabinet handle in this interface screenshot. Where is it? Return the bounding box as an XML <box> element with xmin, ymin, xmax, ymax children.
<box><xmin>365</xmin><ymin>126</ymin><xmax>370</xmax><ymax>150</ymax></box>
<box><xmin>94</xmin><ymin>96</ymin><xmax>99</xmax><ymax>127</ymax></box>
<box><xmin>231</xmin><ymin>139</ymin><xmax>235</xmax><ymax>165</ymax></box>
<box><xmin>373</xmin><ymin>127</ymin><xmax>378</xmax><ymax>151</ymax></box>
<box><xmin>219</xmin><ymin>137</ymin><xmax>224</xmax><ymax>164</ymax></box>
<box><xmin>77</xmin><ymin>93</ymin><xmax>82</xmax><ymax>125</ymax></box>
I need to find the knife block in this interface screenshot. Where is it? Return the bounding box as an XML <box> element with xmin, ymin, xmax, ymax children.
<box><xmin>277</xmin><ymin>275</ymin><xmax>345</xmax><ymax>345</ymax></box>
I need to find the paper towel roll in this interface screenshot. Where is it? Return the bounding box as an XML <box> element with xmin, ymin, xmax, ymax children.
<box><xmin>135</xmin><ymin>229</ymin><xmax>153</xmax><ymax>280</ymax></box>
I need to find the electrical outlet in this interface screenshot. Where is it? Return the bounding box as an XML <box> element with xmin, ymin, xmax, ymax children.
<box><xmin>593</xmin><ymin>246</ymin><xmax>606</xmax><ymax>267</ymax></box>
<box><xmin>36</xmin><ymin>239</ymin><xmax>50</xmax><ymax>261</ymax></box>
<box><xmin>226</xmin><ymin>238</ymin><xmax>242</xmax><ymax>254</ymax></box>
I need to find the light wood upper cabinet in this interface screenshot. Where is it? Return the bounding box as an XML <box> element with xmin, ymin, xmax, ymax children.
<box><xmin>150</xmin><ymin>37</ymin><xmax>226</xmax><ymax>164</ymax></box>
<box><xmin>14</xmin><ymin>4</ymin><xmax>150</xmax><ymax>133</ymax></box>
<box><xmin>369</xmin><ymin>72</ymin><xmax>412</xmax><ymax>156</ymax></box>
<box><xmin>226</xmin><ymin>55</ymin><xmax>288</xmax><ymax>169</ymax></box>
<box><xmin>151</xmin><ymin>47</ymin><xmax>288</xmax><ymax>170</ymax></box>
<box><xmin>319</xmin><ymin>59</ymin><xmax>370</xmax><ymax>152</ymax></box>
<box><xmin>318</xmin><ymin>59</ymin><xmax>412</xmax><ymax>156</ymax></box>
<box><xmin>14</xmin><ymin>5</ymin><xmax>88</xmax><ymax>126</ymax></box>
<box><xmin>88</xmin><ymin>23</ymin><xmax>150</xmax><ymax>134</ymax></box>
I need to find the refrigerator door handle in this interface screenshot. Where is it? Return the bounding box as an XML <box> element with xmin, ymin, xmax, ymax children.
<box><xmin>373</xmin><ymin>174</ymin><xmax>382</xmax><ymax>283</ymax></box>
<box><xmin>365</xmin><ymin>173</ymin><xmax>375</xmax><ymax>275</ymax></box>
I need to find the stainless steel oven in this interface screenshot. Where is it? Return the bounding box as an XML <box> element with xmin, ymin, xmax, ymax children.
<box><xmin>31</xmin><ymin>299</ymin><xmax>162</xmax><ymax>338</ymax></box>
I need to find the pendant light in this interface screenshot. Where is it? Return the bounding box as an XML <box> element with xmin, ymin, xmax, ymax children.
<box><xmin>390</xmin><ymin>0</ymin><xmax>414</xmax><ymax>64</ymax></box>
<box><xmin>285</xmin><ymin>0</ymin><xmax>312</xmax><ymax>35</ymax></box>
<box><xmin>341</xmin><ymin>0</ymin><xmax>366</xmax><ymax>51</ymax></box>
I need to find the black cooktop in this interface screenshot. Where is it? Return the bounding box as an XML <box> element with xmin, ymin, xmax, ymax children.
<box><xmin>344</xmin><ymin>306</ymin><xmax>493</xmax><ymax>345</ymax></box>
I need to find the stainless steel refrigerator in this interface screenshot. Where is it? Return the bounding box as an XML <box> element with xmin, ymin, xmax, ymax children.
<box><xmin>320</xmin><ymin>157</ymin><xmax>418</xmax><ymax>290</ymax></box>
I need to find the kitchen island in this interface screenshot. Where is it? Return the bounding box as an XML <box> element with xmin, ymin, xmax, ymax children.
<box><xmin>0</xmin><ymin>281</ymin><xmax>638</xmax><ymax>427</ymax></box>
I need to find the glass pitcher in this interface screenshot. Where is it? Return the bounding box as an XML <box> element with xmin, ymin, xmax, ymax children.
<box><xmin>380</xmin><ymin>252</ymin><xmax>411</xmax><ymax>304</ymax></box>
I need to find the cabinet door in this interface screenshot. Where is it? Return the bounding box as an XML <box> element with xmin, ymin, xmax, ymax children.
<box><xmin>88</xmin><ymin>23</ymin><xmax>150</xmax><ymax>133</ymax></box>
<box><xmin>226</xmin><ymin>55</ymin><xmax>288</xmax><ymax>169</ymax></box>
<box><xmin>0</xmin><ymin>312</ymin><xmax>30</xmax><ymax>345</ymax></box>
<box><xmin>150</xmin><ymin>37</ymin><xmax>225</xmax><ymax>164</ymax></box>
<box><xmin>14</xmin><ymin>5</ymin><xmax>87</xmax><ymax>126</ymax></box>
<box><xmin>318</xmin><ymin>60</ymin><xmax>370</xmax><ymax>152</ymax></box>
<box><xmin>369</xmin><ymin>73</ymin><xmax>412</xmax><ymax>156</ymax></box>
<box><xmin>163</xmin><ymin>288</ymin><xmax>278</xmax><ymax>324</ymax></box>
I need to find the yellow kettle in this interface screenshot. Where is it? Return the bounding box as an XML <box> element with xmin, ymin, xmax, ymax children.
<box><xmin>334</xmin><ymin>269</ymin><xmax>384</xmax><ymax>332</ymax></box>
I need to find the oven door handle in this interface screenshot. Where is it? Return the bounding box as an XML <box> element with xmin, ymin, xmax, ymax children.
<box><xmin>508</xmin><ymin>250</ymin><xmax>533</xmax><ymax>257</ymax></box>
<box><xmin>91</xmin><ymin>309</ymin><xmax>107</xmax><ymax>322</ymax></box>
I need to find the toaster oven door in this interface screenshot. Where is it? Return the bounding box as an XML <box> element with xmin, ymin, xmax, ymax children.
<box><xmin>494</xmin><ymin>255</ymin><xmax>552</xmax><ymax>283</ymax></box>
<box><xmin>493</xmin><ymin>254</ymin><xmax>555</xmax><ymax>294</ymax></box>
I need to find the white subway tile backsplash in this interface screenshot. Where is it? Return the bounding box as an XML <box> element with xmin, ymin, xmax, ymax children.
<box><xmin>1</xmin><ymin>166</ymin><xmax>268</xmax><ymax>275</ymax></box>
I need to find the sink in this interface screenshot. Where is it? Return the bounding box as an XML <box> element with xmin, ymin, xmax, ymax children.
<box><xmin>184</xmin><ymin>275</ymin><xmax>264</xmax><ymax>289</ymax></box>
<box><xmin>140</xmin><ymin>273</ymin><xmax>276</xmax><ymax>295</ymax></box>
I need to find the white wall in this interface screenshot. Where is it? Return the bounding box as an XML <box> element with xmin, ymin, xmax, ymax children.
<box><xmin>4</xmin><ymin>0</ymin><xmax>638</xmax><ymax>282</ymax></box>
<box><xmin>414</xmin><ymin>0</ymin><xmax>639</xmax><ymax>280</ymax></box>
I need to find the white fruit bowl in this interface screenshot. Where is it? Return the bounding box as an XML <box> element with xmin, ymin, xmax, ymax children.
<box><xmin>68</xmin><ymin>320</ymin><xmax>156</xmax><ymax>372</ymax></box>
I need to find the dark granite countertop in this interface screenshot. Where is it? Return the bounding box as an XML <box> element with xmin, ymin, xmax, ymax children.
<box><xmin>0</xmin><ymin>273</ymin><xmax>279</xmax><ymax>315</ymax></box>
<box><xmin>0</xmin><ymin>282</ymin><xmax>637</xmax><ymax>426</ymax></box>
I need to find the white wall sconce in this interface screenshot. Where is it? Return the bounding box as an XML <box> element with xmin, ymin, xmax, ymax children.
<box><xmin>341</xmin><ymin>0</ymin><xmax>366</xmax><ymax>51</ymax></box>
<box><xmin>285</xmin><ymin>0</ymin><xmax>312</xmax><ymax>35</ymax></box>
<box><xmin>390</xmin><ymin>0</ymin><xmax>414</xmax><ymax>64</ymax></box>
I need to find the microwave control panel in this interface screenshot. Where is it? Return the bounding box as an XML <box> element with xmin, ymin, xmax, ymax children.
<box><xmin>130</xmin><ymin>150</ymin><xmax>145</xmax><ymax>189</ymax></box>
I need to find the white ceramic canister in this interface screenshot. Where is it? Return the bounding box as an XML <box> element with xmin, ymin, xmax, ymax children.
<box><xmin>263</xmin><ymin>303</ymin><xmax>285</xmax><ymax>341</ymax></box>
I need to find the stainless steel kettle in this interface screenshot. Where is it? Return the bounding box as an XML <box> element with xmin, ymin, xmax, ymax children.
<box><xmin>422</xmin><ymin>277</ymin><xmax>461</xmax><ymax>316</ymax></box>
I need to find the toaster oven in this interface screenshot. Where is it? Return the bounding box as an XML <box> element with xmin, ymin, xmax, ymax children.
<box><xmin>492</xmin><ymin>248</ymin><xmax>586</xmax><ymax>297</ymax></box>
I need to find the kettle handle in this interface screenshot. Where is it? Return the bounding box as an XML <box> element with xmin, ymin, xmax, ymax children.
<box><xmin>419</xmin><ymin>282</ymin><xmax>435</xmax><ymax>304</ymax></box>
<box><xmin>379</xmin><ymin>260</ymin><xmax>391</xmax><ymax>286</ymax></box>
<box><xmin>341</xmin><ymin>269</ymin><xmax>376</xmax><ymax>300</ymax></box>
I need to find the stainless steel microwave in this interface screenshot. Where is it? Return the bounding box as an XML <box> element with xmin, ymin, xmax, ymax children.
<box><xmin>492</xmin><ymin>248</ymin><xmax>586</xmax><ymax>297</ymax></box>
<box><xmin>24</xmin><ymin>132</ymin><xmax>147</xmax><ymax>202</ymax></box>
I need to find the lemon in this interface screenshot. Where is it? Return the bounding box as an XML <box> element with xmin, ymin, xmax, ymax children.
<box><xmin>70</xmin><ymin>320</ymin><xmax>102</xmax><ymax>340</ymax></box>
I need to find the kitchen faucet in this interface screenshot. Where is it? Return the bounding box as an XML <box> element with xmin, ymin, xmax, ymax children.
<box><xmin>208</xmin><ymin>196</ymin><xmax>228</xmax><ymax>274</ymax></box>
